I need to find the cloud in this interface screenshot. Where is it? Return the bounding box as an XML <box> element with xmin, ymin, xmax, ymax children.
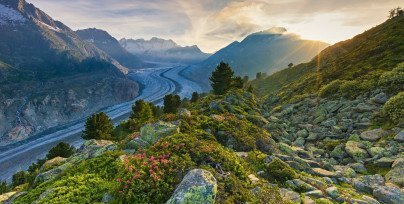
<box><xmin>27</xmin><ymin>0</ymin><xmax>402</xmax><ymax>53</ymax></box>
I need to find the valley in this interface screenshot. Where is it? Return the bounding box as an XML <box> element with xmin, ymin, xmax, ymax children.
<box><xmin>0</xmin><ymin>65</ymin><xmax>203</xmax><ymax>181</ymax></box>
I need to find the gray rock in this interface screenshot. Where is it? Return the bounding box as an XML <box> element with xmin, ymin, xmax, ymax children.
<box><xmin>297</xmin><ymin>129</ymin><xmax>309</xmax><ymax>138</ymax></box>
<box><xmin>303</xmin><ymin>196</ymin><xmax>315</xmax><ymax>204</ymax></box>
<box><xmin>362</xmin><ymin>195</ymin><xmax>380</xmax><ymax>204</ymax></box>
<box><xmin>371</xmin><ymin>93</ymin><xmax>388</xmax><ymax>104</ymax></box>
<box><xmin>286</xmin><ymin>179</ymin><xmax>317</xmax><ymax>192</ymax></box>
<box><xmin>306</xmin><ymin>133</ymin><xmax>319</xmax><ymax>142</ymax></box>
<box><xmin>325</xmin><ymin>186</ymin><xmax>340</xmax><ymax>198</ymax></box>
<box><xmin>293</xmin><ymin>137</ymin><xmax>305</xmax><ymax>147</ymax></box>
<box><xmin>373</xmin><ymin>186</ymin><xmax>404</xmax><ymax>204</ymax></box>
<box><xmin>330</xmin><ymin>144</ymin><xmax>347</xmax><ymax>160</ymax></box>
<box><xmin>373</xmin><ymin>157</ymin><xmax>395</xmax><ymax>167</ymax></box>
<box><xmin>312</xmin><ymin>168</ymin><xmax>337</xmax><ymax>178</ymax></box>
<box><xmin>355</xmin><ymin>103</ymin><xmax>376</xmax><ymax>113</ymax></box>
<box><xmin>345</xmin><ymin>141</ymin><xmax>369</xmax><ymax>160</ymax></box>
<box><xmin>360</xmin><ymin>129</ymin><xmax>389</xmax><ymax>141</ymax></box>
<box><xmin>166</xmin><ymin>169</ymin><xmax>217</xmax><ymax>204</ymax></box>
<box><xmin>385</xmin><ymin>158</ymin><xmax>404</xmax><ymax>187</ymax></box>
<box><xmin>349</xmin><ymin>163</ymin><xmax>368</xmax><ymax>174</ymax></box>
<box><xmin>304</xmin><ymin>190</ymin><xmax>324</xmax><ymax>199</ymax></box>
<box><xmin>279</xmin><ymin>188</ymin><xmax>301</xmax><ymax>203</ymax></box>
<box><xmin>368</xmin><ymin>147</ymin><xmax>387</xmax><ymax>158</ymax></box>
<box><xmin>178</xmin><ymin>108</ymin><xmax>191</xmax><ymax>118</ymax></box>
<box><xmin>322</xmin><ymin>119</ymin><xmax>337</xmax><ymax>127</ymax></box>
<box><xmin>352</xmin><ymin>174</ymin><xmax>385</xmax><ymax>194</ymax></box>
<box><xmin>394</xmin><ymin>130</ymin><xmax>404</xmax><ymax>143</ymax></box>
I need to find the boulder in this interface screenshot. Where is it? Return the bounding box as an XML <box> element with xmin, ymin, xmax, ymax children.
<box><xmin>129</xmin><ymin>121</ymin><xmax>179</xmax><ymax>150</ymax></box>
<box><xmin>330</xmin><ymin>144</ymin><xmax>347</xmax><ymax>160</ymax></box>
<box><xmin>297</xmin><ymin>129</ymin><xmax>309</xmax><ymax>138</ymax></box>
<box><xmin>166</xmin><ymin>169</ymin><xmax>217</xmax><ymax>204</ymax></box>
<box><xmin>40</xmin><ymin>157</ymin><xmax>67</xmax><ymax>172</ymax></box>
<box><xmin>394</xmin><ymin>130</ymin><xmax>404</xmax><ymax>143</ymax></box>
<box><xmin>178</xmin><ymin>108</ymin><xmax>191</xmax><ymax>118</ymax></box>
<box><xmin>368</xmin><ymin>147</ymin><xmax>386</xmax><ymax>158</ymax></box>
<box><xmin>248</xmin><ymin>174</ymin><xmax>259</xmax><ymax>184</ymax></box>
<box><xmin>355</xmin><ymin>103</ymin><xmax>375</xmax><ymax>113</ymax></box>
<box><xmin>371</xmin><ymin>93</ymin><xmax>388</xmax><ymax>104</ymax></box>
<box><xmin>373</xmin><ymin>157</ymin><xmax>395</xmax><ymax>167</ymax></box>
<box><xmin>349</xmin><ymin>163</ymin><xmax>368</xmax><ymax>174</ymax></box>
<box><xmin>279</xmin><ymin>188</ymin><xmax>301</xmax><ymax>203</ymax></box>
<box><xmin>385</xmin><ymin>158</ymin><xmax>404</xmax><ymax>187</ymax></box>
<box><xmin>303</xmin><ymin>196</ymin><xmax>315</xmax><ymax>204</ymax></box>
<box><xmin>352</xmin><ymin>174</ymin><xmax>384</xmax><ymax>194</ymax></box>
<box><xmin>286</xmin><ymin>179</ymin><xmax>317</xmax><ymax>192</ymax></box>
<box><xmin>345</xmin><ymin>141</ymin><xmax>369</xmax><ymax>160</ymax></box>
<box><xmin>325</xmin><ymin>186</ymin><xmax>340</xmax><ymax>199</ymax></box>
<box><xmin>304</xmin><ymin>190</ymin><xmax>323</xmax><ymax>199</ymax></box>
<box><xmin>373</xmin><ymin>186</ymin><xmax>404</xmax><ymax>204</ymax></box>
<box><xmin>361</xmin><ymin>195</ymin><xmax>380</xmax><ymax>204</ymax></box>
<box><xmin>360</xmin><ymin>129</ymin><xmax>389</xmax><ymax>141</ymax></box>
<box><xmin>312</xmin><ymin>168</ymin><xmax>337</xmax><ymax>178</ymax></box>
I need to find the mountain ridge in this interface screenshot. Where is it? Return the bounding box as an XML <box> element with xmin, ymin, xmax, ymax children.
<box><xmin>120</xmin><ymin>37</ymin><xmax>210</xmax><ymax>64</ymax></box>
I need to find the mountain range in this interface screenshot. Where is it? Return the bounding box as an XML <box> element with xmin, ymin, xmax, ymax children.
<box><xmin>120</xmin><ymin>37</ymin><xmax>211</xmax><ymax>64</ymax></box>
<box><xmin>0</xmin><ymin>0</ymin><xmax>139</xmax><ymax>145</ymax></box>
<box><xmin>76</xmin><ymin>28</ymin><xmax>149</xmax><ymax>69</ymax></box>
<box><xmin>182</xmin><ymin>27</ymin><xmax>329</xmax><ymax>89</ymax></box>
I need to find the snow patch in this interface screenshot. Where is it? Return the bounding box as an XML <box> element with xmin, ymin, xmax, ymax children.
<box><xmin>0</xmin><ymin>4</ymin><xmax>26</xmax><ymax>26</ymax></box>
<box><xmin>35</xmin><ymin>19</ymin><xmax>62</xmax><ymax>32</ymax></box>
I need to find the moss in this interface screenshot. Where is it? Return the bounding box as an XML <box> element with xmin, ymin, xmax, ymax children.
<box><xmin>315</xmin><ymin>198</ymin><xmax>334</xmax><ymax>204</ymax></box>
<box><xmin>266</xmin><ymin>158</ymin><xmax>297</xmax><ymax>183</ymax></box>
<box><xmin>382</xmin><ymin>92</ymin><xmax>404</xmax><ymax>124</ymax></box>
<box><xmin>318</xmin><ymin>80</ymin><xmax>343</xmax><ymax>98</ymax></box>
<box><xmin>365</xmin><ymin>163</ymin><xmax>391</xmax><ymax>177</ymax></box>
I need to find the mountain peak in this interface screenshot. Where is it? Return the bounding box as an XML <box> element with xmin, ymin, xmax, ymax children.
<box><xmin>254</xmin><ymin>27</ymin><xmax>287</xmax><ymax>36</ymax></box>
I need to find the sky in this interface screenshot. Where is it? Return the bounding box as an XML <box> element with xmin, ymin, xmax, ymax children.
<box><xmin>27</xmin><ymin>0</ymin><xmax>402</xmax><ymax>53</ymax></box>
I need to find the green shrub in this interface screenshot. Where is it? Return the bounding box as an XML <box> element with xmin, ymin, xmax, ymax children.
<box><xmin>15</xmin><ymin>174</ymin><xmax>110</xmax><ymax>204</ymax></box>
<box><xmin>379</xmin><ymin>63</ymin><xmax>404</xmax><ymax>93</ymax></box>
<box><xmin>266</xmin><ymin>158</ymin><xmax>296</xmax><ymax>183</ymax></box>
<box><xmin>340</xmin><ymin>80</ymin><xmax>362</xmax><ymax>99</ymax></box>
<box><xmin>318</xmin><ymin>80</ymin><xmax>343</xmax><ymax>98</ymax></box>
<box><xmin>382</xmin><ymin>92</ymin><xmax>404</xmax><ymax>123</ymax></box>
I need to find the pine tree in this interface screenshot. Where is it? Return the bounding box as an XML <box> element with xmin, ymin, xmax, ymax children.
<box><xmin>191</xmin><ymin>92</ymin><xmax>199</xmax><ymax>103</ymax></box>
<box><xmin>46</xmin><ymin>142</ymin><xmax>76</xmax><ymax>159</ymax></box>
<box><xmin>163</xmin><ymin>94</ymin><xmax>181</xmax><ymax>113</ymax></box>
<box><xmin>210</xmin><ymin>62</ymin><xmax>234</xmax><ymax>95</ymax></box>
<box><xmin>232</xmin><ymin>76</ymin><xmax>244</xmax><ymax>89</ymax></box>
<box><xmin>82</xmin><ymin>112</ymin><xmax>114</xmax><ymax>140</ymax></box>
<box><xmin>128</xmin><ymin>100</ymin><xmax>154</xmax><ymax>130</ymax></box>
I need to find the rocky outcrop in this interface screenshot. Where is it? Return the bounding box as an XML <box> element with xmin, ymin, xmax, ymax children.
<box><xmin>127</xmin><ymin>121</ymin><xmax>179</xmax><ymax>150</ymax></box>
<box><xmin>36</xmin><ymin>140</ymin><xmax>116</xmax><ymax>182</ymax></box>
<box><xmin>166</xmin><ymin>169</ymin><xmax>217</xmax><ymax>204</ymax></box>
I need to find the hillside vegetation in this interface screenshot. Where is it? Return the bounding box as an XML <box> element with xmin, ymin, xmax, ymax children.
<box><xmin>252</xmin><ymin>16</ymin><xmax>404</xmax><ymax>102</ymax></box>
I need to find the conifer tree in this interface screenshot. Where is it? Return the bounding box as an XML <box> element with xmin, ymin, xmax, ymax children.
<box><xmin>46</xmin><ymin>142</ymin><xmax>76</xmax><ymax>159</ymax></box>
<box><xmin>191</xmin><ymin>92</ymin><xmax>199</xmax><ymax>103</ymax></box>
<box><xmin>128</xmin><ymin>100</ymin><xmax>154</xmax><ymax>130</ymax></box>
<box><xmin>163</xmin><ymin>94</ymin><xmax>181</xmax><ymax>113</ymax></box>
<box><xmin>210</xmin><ymin>62</ymin><xmax>234</xmax><ymax>95</ymax></box>
<box><xmin>82</xmin><ymin>112</ymin><xmax>114</xmax><ymax>140</ymax></box>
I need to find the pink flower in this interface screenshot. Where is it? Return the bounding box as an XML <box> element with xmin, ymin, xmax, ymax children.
<box><xmin>116</xmin><ymin>178</ymin><xmax>122</xmax><ymax>182</ymax></box>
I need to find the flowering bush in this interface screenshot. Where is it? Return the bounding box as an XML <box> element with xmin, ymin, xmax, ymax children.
<box><xmin>115</xmin><ymin>143</ymin><xmax>179</xmax><ymax>203</ymax></box>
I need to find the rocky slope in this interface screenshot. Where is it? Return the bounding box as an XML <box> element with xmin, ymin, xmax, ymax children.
<box><xmin>0</xmin><ymin>0</ymin><xmax>139</xmax><ymax>145</ymax></box>
<box><xmin>76</xmin><ymin>28</ymin><xmax>147</xmax><ymax>69</ymax></box>
<box><xmin>181</xmin><ymin>27</ymin><xmax>329</xmax><ymax>89</ymax></box>
<box><xmin>120</xmin><ymin>37</ymin><xmax>210</xmax><ymax>64</ymax></box>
